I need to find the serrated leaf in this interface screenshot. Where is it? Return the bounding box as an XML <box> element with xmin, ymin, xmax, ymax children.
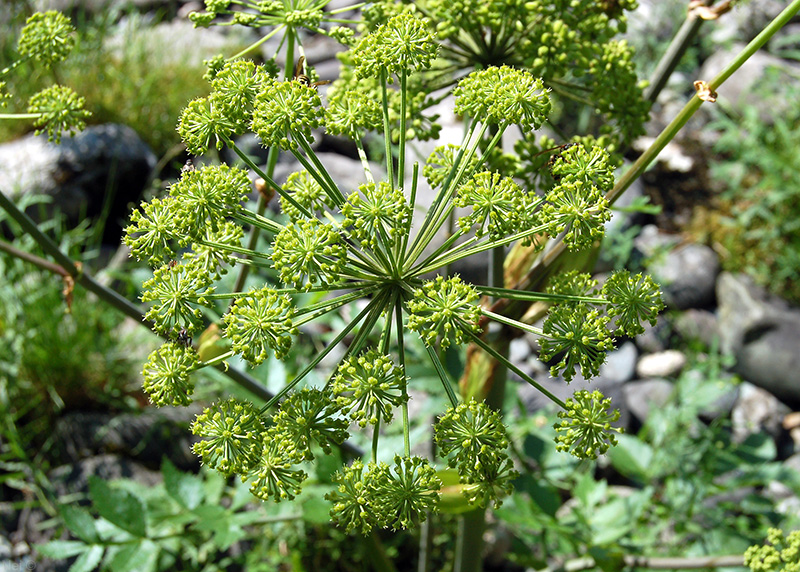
<box><xmin>106</xmin><ymin>540</ymin><xmax>159</xmax><ymax>572</ymax></box>
<box><xmin>162</xmin><ymin>458</ymin><xmax>204</xmax><ymax>510</ymax></box>
<box><xmin>36</xmin><ymin>540</ymin><xmax>88</xmax><ymax>559</ymax></box>
<box><xmin>69</xmin><ymin>544</ymin><xmax>104</xmax><ymax>572</ymax></box>
<box><xmin>61</xmin><ymin>505</ymin><xmax>100</xmax><ymax>545</ymax></box>
<box><xmin>88</xmin><ymin>476</ymin><xmax>147</xmax><ymax>538</ymax></box>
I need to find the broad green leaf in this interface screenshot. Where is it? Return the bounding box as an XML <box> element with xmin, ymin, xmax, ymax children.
<box><xmin>36</xmin><ymin>540</ymin><xmax>88</xmax><ymax>559</ymax></box>
<box><xmin>301</xmin><ymin>491</ymin><xmax>332</xmax><ymax>524</ymax></box>
<box><xmin>61</xmin><ymin>505</ymin><xmax>100</xmax><ymax>544</ymax></box>
<box><xmin>106</xmin><ymin>540</ymin><xmax>159</xmax><ymax>572</ymax></box>
<box><xmin>588</xmin><ymin>546</ymin><xmax>625</xmax><ymax>572</ymax></box>
<box><xmin>162</xmin><ymin>458</ymin><xmax>204</xmax><ymax>510</ymax></box>
<box><xmin>88</xmin><ymin>476</ymin><xmax>147</xmax><ymax>538</ymax></box>
<box><xmin>606</xmin><ymin>434</ymin><xmax>654</xmax><ymax>481</ymax></box>
<box><xmin>69</xmin><ymin>545</ymin><xmax>104</xmax><ymax>572</ymax></box>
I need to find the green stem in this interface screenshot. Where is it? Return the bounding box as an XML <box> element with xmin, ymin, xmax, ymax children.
<box><xmin>424</xmin><ymin>344</ymin><xmax>459</xmax><ymax>408</ymax></box>
<box><xmin>231</xmin><ymin>209</ymin><xmax>283</xmax><ymax>234</ymax></box>
<box><xmin>227</xmin><ymin>140</ymin><xmax>312</xmax><ymax>219</ymax></box>
<box><xmin>398</xmin><ymin>71</ymin><xmax>408</xmax><ymax>190</ymax></box>
<box><xmin>0</xmin><ymin>113</ymin><xmax>40</xmax><ymax>120</ymax></box>
<box><xmin>380</xmin><ymin>69</ymin><xmax>395</xmax><ymax>190</ymax></box>
<box><xmin>372</xmin><ymin>417</ymin><xmax>381</xmax><ymax>463</ymax></box>
<box><xmin>643</xmin><ymin>0</ymin><xmax>712</xmax><ymax>103</ymax></box>
<box><xmin>229</xmin><ymin>24</ymin><xmax>286</xmax><ymax>60</ymax></box>
<box><xmin>262</xmin><ymin>297</ymin><xmax>376</xmax><ymax>412</ymax></box>
<box><xmin>395</xmin><ymin>298</ymin><xmax>411</xmax><ymax>458</ymax></box>
<box><xmin>295</xmin><ymin>136</ymin><xmax>346</xmax><ymax>205</ymax></box>
<box><xmin>231</xmin><ymin>145</ymin><xmax>280</xmax><ymax>301</ymax></box>
<box><xmin>464</xmin><ymin>329</ymin><xmax>567</xmax><ymax>410</ymax></box>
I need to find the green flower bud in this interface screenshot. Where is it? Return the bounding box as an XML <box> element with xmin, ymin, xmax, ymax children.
<box><xmin>252</xmin><ymin>79</ymin><xmax>323</xmax><ymax>150</ymax></box>
<box><xmin>603</xmin><ymin>270</ymin><xmax>664</xmax><ymax>336</ymax></box>
<box><xmin>222</xmin><ymin>287</ymin><xmax>296</xmax><ymax>366</ymax></box>
<box><xmin>540</xmin><ymin>303</ymin><xmax>614</xmax><ymax>382</ymax></box>
<box><xmin>341</xmin><ymin>181</ymin><xmax>412</xmax><ymax>249</ymax></box>
<box><xmin>245</xmin><ymin>433</ymin><xmax>307</xmax><ymax>502</ymax></box>
<box><xmin>141</xmin><ymin>261</ymin><xmax>215</xmax><ymax>336</ymax></box>
<box><xmin>332</xmin><ymin>350</ymin><xmax>407</xmax><ymax>427</ymax></box>
<box><xmin>554</xmin><ymin>389</ymin><xmax>623</xmax><ymax>459</ymax></box>
<box><xmin>327</xmin><ymin>460</ymin><xmax>378</xmax><ymax>535</ymax></box>
<box><xmin>454</xmin><ymin>171</ymin><xmax>535</xmax><ymax>239</ymax></box>
<box><xmin>454</xmin><ymin>66</ymin><xmax>551</xmax><ymax>129</ymax></box>
<box><xmin>271</xmin><ymin>388</ymin><xmax>349</xmax><ymax>461</ymax></box>
<box><xmin>27</xmin><ymin>85</ymin><xmax>90</xmax><ymax>144</ymax></box>
<box><xmin>124</xmin><ymin>197</ymin><xmax>182</xmax><ymax>266</ymax></box>
<box><xmin>271</xmin><ymin>219</ymin><xmax>347</xmax><ymax>290</ymax></box>
<box><xmin>178</xmin><ymin>94</ymin><xmax>239</xmax><ymax>155</ymax></box>
<box><xmin>407</xmin><ymin>276</ymin><xmax>482</xmax><ymax>349</ymax></box>
<box><xmin>352</xmin><ymin>13</ymin><xmax>438</xmax><ymax>78</ymax></box>
<box><xmin>17</xmin><ymin>11</ymin><xmax>75</xmax><ymax>67</ymax></box>
<box><xmin>169</xmin><ymin>164</ymin><xmax>250</xmax><ymax>240</ymax></box>
<box><xmin>540</xmin><ymin>179</ymin><xmax>610</xmax><ymax>250</ymax></box>
<box><xmin>280</xmin><ymin>170</ymin><xmax>334</xmax><ymax>222</ymax></box>
<box><xmin>371</xmin><ymin>455</ymin><xmax>441</xmax><ymax>530</ymax></box>
<box><xmin>142</xmin><ymin>342</ymin><xmax>199</xmax><ymax>406</ymax></box>
<box><xmin>191</xmin><ymin>397</ymin><xmax>266</xmax><ymax>475</ymax></box>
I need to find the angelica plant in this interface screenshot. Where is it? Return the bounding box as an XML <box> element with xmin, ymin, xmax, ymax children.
<box><xmin>123</xmin><ymin>7</ymin><xmax>664</xmax><ymax>534</ymax></box>
<box><xmin>0</xmin><ymin>11</ymin><xmax>90</xmax><ymax>143</ymax></box>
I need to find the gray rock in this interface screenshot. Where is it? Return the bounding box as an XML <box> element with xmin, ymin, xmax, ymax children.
<box><xmin>698</xmin><ymin>44</ymin><xmax>800</xmax><ymax>120</ymax></box>
<box><xmin>636</xmin><ymin>350</ymin><xmax>687</xmax><ymax>379</ymax></box>
<box><xmin>633</xmin><ymin>224</ymin><xmax>681</xmax><ymax>258</ymax></box>
<box><xmin>0</xmin><ymin>124</ymin><xmax>156</xmax><ymax>243</ymax></box>
<box><xmin>731</xmin><ymin>382</ymin><xmax>790</xmax><ymax>443</ymax></box>
<box><xmin>600</xmin><ymin>341</ymin><xmax>638</xmax><ymax>384</ymax></box>
<box><xmin>673</xmin><ymin>309</ymin><xmax>719</xmax><ymax>347</ymax></box>
<box><xmin>509</xmin><ymin>337</ymin><xmax>533</xmax><ymax>365</ymax></box>
<box><xmin>709</xmin><ymin>1</ymin><xmax>788</xmax><ymax>44</ymax></box>
<box><xmin>717</xmin><ymin>272</ymin><xmax>800</xmax><ymax>405</ymax></box>
<box><xmin>517</xmin><ymin>371</ymin><xmax>629</xmax><ymax>430</ymax></box>
<box><xmin>648</xmin><ymin>243</ymin><xmax>720</xmax><ymax>309</ymax></box>
<box><xmin>623</xmin><ymin>378</ymin><xmax>674</xmax><ymax>425</ymax></box>
<box><xmin>634</xmin><ymin>315</ymin><xmax>672</xmax><ymax>354</ymax></box>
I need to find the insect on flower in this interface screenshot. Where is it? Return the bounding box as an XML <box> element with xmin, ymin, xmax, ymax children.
<box><xmin>542</xmin><ymin>142</ymin><xmax>578</xmax><ymax>171</ymax></box>
<box><xmin>176</xmin><ymin>327</ymin><xmax>192</xmax><ymax>347</ymax></box>
<box><xmin>293</xmin><ymin>56</ymin><xmax>331</xmax><ymax>89</ymax></box>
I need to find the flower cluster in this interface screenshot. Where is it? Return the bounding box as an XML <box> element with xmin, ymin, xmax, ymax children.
<box><xmin>27</xmin><ymin>85</ymin><xmax>90</xmax><ymax>144</ymax></box>
<box><xmin>554</xmin><ymin>390</ymin><xmax>623</xmax><ymax>460</ymax></box>
<box><xmin>435</xmin><ymin>400</ymin><xmax>518</xmax><ymax>507</ymax></box>
<box><xmin>745</xmin><ymin>528</ymin><xmax>800</xmax><ymax>572</ymax></box>
<box><xmin>124</xmin><ymin>7</ymin><xmax>664</xmax><ymax>532</ymax></box>
<box><xmin>327</xmin><ymin>456</ymin><xmax>441</xmax><ymax>534</ymax></box>
<box><xmin>17</xmin><ymin>11</ymin><xmax>75</xmax><ymax>68</ymax></box>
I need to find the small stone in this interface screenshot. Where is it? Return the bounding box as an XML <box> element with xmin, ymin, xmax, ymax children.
<box><xmin>623</xmin><ymin>378</ymin><xmax>674</xmax><ymax>424</ymax></box>
<box><xmin>636</xmin><ymin>350</ymin><xmax>687</xmax><ymax>378</ymax></box>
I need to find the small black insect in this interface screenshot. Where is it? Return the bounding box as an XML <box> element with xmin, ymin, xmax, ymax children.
<box><xmin>176</xmin><ymin>328</ymin><xmax>192</xmax><ymax>347</ymax></box>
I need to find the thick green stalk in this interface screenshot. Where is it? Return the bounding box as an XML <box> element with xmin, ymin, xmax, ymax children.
<box><xmin>514</xmin><ymin>0</ymin><xmax>800</xmax><ymax>301</ymax></box>
<box><xmin>231</xmin><ymin>145</ymin><xmax>280</xmax><ymax>299</ymax></box>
